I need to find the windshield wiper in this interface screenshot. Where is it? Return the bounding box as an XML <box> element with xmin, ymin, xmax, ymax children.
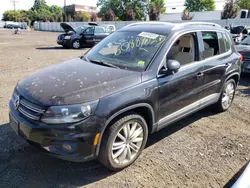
<box><xmin>80</xmin><ymin>55</ymin><xmax>89</xmax><ymax>62</ymax></box>
<box><xmin>89</xmin><ymin>59</ymin><xmax>120</xmax><ymax>69</ymax></box>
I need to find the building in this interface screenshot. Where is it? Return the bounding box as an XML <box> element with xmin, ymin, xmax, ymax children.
<box><xmin>165</xmin><ymin>0</ymin><xmax>227</xmax><ymax>13</ymax></box>
<box><xmin>65</xmin><ymin>4</ymin><xmax>98</xmax><ymax>15</ymax></box>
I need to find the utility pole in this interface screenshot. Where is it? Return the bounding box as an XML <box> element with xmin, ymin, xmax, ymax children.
<box><xmin>10</xmin><ymin>0</ymin><xmax>19</xmax><ymax>22</ymax></box>
<box><xmin>64</xmin><ymin>0</ymin><xmax>67</xmax><ymax>22</ymax></box>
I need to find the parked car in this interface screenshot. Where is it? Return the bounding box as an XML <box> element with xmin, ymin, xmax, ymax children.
<box><xmin>4</xmin><ymin>23</ymin><xmax>26</xmax><ymax>29</ymax></box>
<box><xmin>9</xmin><ymin>22</ymin><xmax>241</xmax><ymax>171</ymax></box>
<box><xmin>57</xmin><ymin>23</ymin><xmax>113</xmax><ymax>49</ymax></box>
<box><xmin>235</xmin><ymin>35</ymin><xmax>250</xmax><ymax>73</ymax></box>
<box><xmin>224</xmin><ymin>161</ymin><xmax>250</xmax><ymax>188</ymax></box>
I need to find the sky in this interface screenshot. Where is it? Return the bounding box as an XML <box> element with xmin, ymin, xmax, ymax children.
<box><xmin>1</xmin><ymin>0</ymin><xmax>98</xmax><ymax>19</ymax></box>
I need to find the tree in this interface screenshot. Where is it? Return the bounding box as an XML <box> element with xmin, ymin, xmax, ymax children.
<box><xmin>91</xmin><ymin>13</ymin><xmax>97</xmax><ymax>21</ymax></box>
<box><xmin>184</xmin><ymin>0</ymin><xmax>215</xmax><ymax>12</ymax></box>
<box><xmin>221</xmin><ymin>0</ymin><xmax>239</xmax><ymax>19</ymax></box>
<box><xmin>104</xmin><ymin>8</ymin><xmax>116</xmax><ymax>21</ymax></box>
<box><xmin>237</xmin><ymin>0</ymin><xmax>250</xmax><ymax>10</ymax></box>
<box><xmin>125</xmin><ymin>8</ymin><xmax>135</xmax><ymax>20</ymax></box>
<box><xmin>73</xmin><ymin>11</ymin><xmax>90</xmax><ymax>22</ymax></box>
<box><xmin>181</xmin><ymin>9</ymin><xmax>193</xmax><ymax>20</ymax></box>
<box><xmin>97</xmin><ymin>0</ymin><xmax>147</xmax><ymax>21</ymax></box>
<box><xmin>33</xmin><ymin>0</ymin><xmax>49</xmax><ymax>11</ymax></box>
<box><xmin>149</xmin><ymin>0</ymin><xmax>166</xmax><ymax>21</ymax></box>
<box><xmin>2</xmin><ymin>10</ymin><xmax>17</xmax><ymax>21</ymax></box>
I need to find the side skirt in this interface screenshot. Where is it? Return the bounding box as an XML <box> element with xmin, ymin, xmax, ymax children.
<box><xmin>156</xmin><ymin>93</ymin><xmax>220</xmax><ymax>131</ymax></box>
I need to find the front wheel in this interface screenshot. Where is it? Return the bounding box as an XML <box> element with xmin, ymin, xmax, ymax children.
<box><xmin>214</xmin><ymin>79</ymin><xmax>236</xmax><ymax>112</ymax></box>
<box><xmin>72</xmin><ymin>39</ymin><xmax>81</xmax><ymax>49</ymax></box>
<box><xmin>98</xmin><ymin>114</ymin><xmax>148</xmax><ymax>171</ymax></box>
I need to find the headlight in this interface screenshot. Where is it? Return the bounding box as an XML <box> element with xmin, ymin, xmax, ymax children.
<box><xmin>64</xmin><ymin>36</ymin><xmax>71</xmax><ymax>39</ymax></box>
<box><xmin>41</xmin><ymin>100</ymin><xmax>99</xmax><ymax>124</ymax></box>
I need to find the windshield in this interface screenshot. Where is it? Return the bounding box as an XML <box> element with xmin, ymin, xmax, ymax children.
<box><xmin>74</xmin><ymin>26</ymin><xmax>86</xmax><ymax>34</ymax></box>
<box><xmin>85</xmin><ymin>31</ymin><xmax>167</xmax><ymax>71</ymax></box>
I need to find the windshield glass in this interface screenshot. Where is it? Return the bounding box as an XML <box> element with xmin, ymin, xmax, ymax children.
<box><xmin>74</xmin><ymin>26</ymin><xmax>86</xmax><ymax>34</ymax></box>
<box><xmin>85</xmin><ymin>31</ymin><xmax>167</xmax><ymax>71</ymax></box>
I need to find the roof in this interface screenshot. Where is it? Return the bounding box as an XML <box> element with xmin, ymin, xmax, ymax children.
<box><xmin>119</xmin><ymin>22</ymin><xmax>224</xmax><ymax>36</ymax></box>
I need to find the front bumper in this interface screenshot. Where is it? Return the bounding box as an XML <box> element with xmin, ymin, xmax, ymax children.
<box><xmin>9</xmin><ymin>101</ymin><xmax>98</xmax><ymax>162</ymax></box>
<box><xmin>57</xmin><ymin>39</ymin><xmax>71</xmax><ymax>47</ymax></box>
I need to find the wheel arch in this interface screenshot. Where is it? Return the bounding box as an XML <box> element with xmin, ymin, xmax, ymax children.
<box><xmin>95</xmin><ymin>103</ymin><xmax>156</xmax><ymax>156</ymax></box>
<box><xmin>226</xmin><ymin>72</ymin><xmax>240</xmax><ymax>85</ymax></box>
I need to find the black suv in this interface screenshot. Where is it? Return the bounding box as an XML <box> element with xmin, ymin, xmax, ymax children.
<box><xmin>9</xmin><ymin>22</ymin><xmax>241</xmax><ymax>171</ymax></box>
<box><xmin>57</xmin><ymin>23</ymin><xmax>112</xmax><ymax>49</ymax></box>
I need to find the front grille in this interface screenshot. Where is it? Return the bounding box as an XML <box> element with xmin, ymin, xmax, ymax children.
<box><xmin>12</xmin><ymin>90</ymin><xmax>46</xmax><ymax>121</ymax></box>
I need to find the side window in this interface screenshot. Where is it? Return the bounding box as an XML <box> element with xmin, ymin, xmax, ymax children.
<box><xmin>84</xmin><ymin>27</ymin><xmax>94</xmax><ymax>35</ymax></box>
<box><xmin>94</xmin><ymin>27</ymin><xmax>105</xmax><ymax>34</ymax></box>
<box><xmin>167</xmin><ymin>32</ymin><xmax>197</xmax><ymax>66</ymax></box>
<box><xmin>217</xmin><ymin>32</ymin><xmax>227</xmax><ymax>54</ymax></box>
<box><xmin>201</xmin><ymin>32</ymin><xmax>219</xmax><ymax>59</ymax></box>
<box><xmin>223</xmin><ymin>33</ymin><xmax>230</xmax><ymax>51</ymax></box>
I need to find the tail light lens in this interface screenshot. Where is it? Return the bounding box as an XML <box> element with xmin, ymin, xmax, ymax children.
<box><xmin>240</xmin><ymin>54</ymin><xmax>243</xmax><ymax>63</ymax></box>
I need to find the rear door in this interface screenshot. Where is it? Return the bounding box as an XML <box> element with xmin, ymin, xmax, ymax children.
<box><xmin>81</xmin><ymin>27</ymin><xmax>94</xmax><ymax>46</ymax></box>
<box><xmin>94</xmin><ymin>26</ymin><xmax>109</xmax><ymax>44</ymax></box>
<box><xmin>198</xmin><ymin>31</ymin><xmax>232</xmax><ymax>98</ymax></box>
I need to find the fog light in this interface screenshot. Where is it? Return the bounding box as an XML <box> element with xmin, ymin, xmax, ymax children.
<box><xmin>62</xmin><ymin>143</ymin><xmax>72</xmax><ymax>151</ymax></box>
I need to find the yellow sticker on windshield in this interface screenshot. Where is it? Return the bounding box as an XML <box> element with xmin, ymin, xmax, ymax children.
<box><xmin>137</xmin><ymin>61</ymin><xmax>145</xmax><ymax>67</ymax></box>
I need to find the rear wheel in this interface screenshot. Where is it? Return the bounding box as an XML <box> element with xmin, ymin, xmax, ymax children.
<box><xmin>214</xmin><ymin>79</ymin><xmax>236</xmax><ymax>112</ymax></box>
<box><xmin>98</xmin><ymin>114</ymin><xmax>148</xmax><ymax>171</ymax></box>
<box><xmin>72</xmin><ymin>39</ymin><xmax>81</xmax><ymax>49</ymax></box>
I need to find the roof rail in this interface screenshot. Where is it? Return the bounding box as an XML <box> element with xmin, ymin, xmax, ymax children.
<box><xmin>125</xmin><ymin>21</ymin><xmax>173</xmax><ymax>27</ymax></box>
<box><xmin>172</xmin><ymin>22</ymin><xmax>222</xmax><ymax>30</ymax></box>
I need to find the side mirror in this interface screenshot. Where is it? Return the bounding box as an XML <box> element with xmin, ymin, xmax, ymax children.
<box><xmin>167</xmin><ymin>59</ymin><xmax>180</xmax><ymax>73</ymax></box>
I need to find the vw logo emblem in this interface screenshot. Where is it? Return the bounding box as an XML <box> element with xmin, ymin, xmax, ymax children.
<box><xmin>14</xmin><ymin>96</ymin><xmax>20</xmax><ymax>110</ymax></box>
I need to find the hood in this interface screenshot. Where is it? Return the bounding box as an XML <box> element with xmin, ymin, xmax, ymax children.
<box><xmin>60</xmin><ymin>23</ymin><xmax>76</xmax><ymax>33</ymax></box>
<box><xmin>17</xmin><ymin>58</ymin><xmax>141</xmax><ymax>106</ymax></box>
<box><xmin>235</xmin><ymin>45</ymin><xmax>250</xmax><ymax>52</ymax></box>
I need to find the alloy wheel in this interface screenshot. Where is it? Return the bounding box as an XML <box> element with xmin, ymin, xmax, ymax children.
<box><xmin>73</xmin><ymin>40</ymin><xmax>80</xmax><ymax>49</ymax></box>
<box><xmin>221</xmin><ymin>82</ymin><xmax>235</xmax><ymax>109</ymax></box>
<box><xmin>111</xmin><ymin>121</ymin><xmax>144</xmax><ymax>165</ymax></box>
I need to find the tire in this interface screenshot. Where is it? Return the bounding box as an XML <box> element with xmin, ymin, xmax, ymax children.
<box><xmin>72</xmin><ymin>39</ymin><xmax>81</xmax><ymax>49</ymax></box>
<box><xmin>98</xmin><ymin>114</ymin><xmax>148</xmax><ymax>171</ymax></box>
<box><xmin>213</xmin><ymin>79</ymin><xmax>236</xmax><ymax>112</ymax></box>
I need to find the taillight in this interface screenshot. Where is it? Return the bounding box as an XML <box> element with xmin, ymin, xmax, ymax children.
<box><xmin>240</xmin><ymin>54</ymin><xmax>243</xmax><ymax>63</ymax></box>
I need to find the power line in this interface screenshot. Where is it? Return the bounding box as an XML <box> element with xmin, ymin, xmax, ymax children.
<box><xmin>10</xmin><ymin>0</ymin><xmax>19</xmax><ymax>22</ymax></box>
<box><xmin>10</xmin><ymin>0</ymin><xmax>18</xmax><ymax>11</ymax></box>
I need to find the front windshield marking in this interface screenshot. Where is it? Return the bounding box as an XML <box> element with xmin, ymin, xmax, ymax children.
<box><xmin>85</xmin><ymin>31</ymin><xmax>167</xmax><ymax>71</ymax></box>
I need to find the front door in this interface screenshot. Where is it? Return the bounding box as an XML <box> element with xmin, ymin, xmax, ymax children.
<box><xmin>157</xmin><ymin>32</ymin><xmax>204</xmax><ymax>129</ymax></box>
<box><xmin>81</xmin><ymin>27</ymin><xmax>94</xmax><ymax>46</ymax></box>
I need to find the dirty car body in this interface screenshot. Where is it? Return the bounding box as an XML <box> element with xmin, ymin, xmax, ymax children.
<box><xmin>10</xmin><ymin>22</ymin><xmax>241</xmax><ymax>170</ymax></box>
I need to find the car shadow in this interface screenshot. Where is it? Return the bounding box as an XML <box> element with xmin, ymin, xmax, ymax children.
<box><xmin>0</xmin><ymin>107</ymin><xmax>216</xmax><ymax>187</ymax></box>
<box><xmin>36</xmin><ymin>46</ymin><xmax>70</xmax><ymax>50</ymax></box>
<box><xmin>146</xmin><ymin>107</ymin><xmax>216</xmax><ymax>147</ymax></box>
<box><xmin>36</xmin><ymin>46</ymin><xmax>87</xmax><ymax>50</ymax></box>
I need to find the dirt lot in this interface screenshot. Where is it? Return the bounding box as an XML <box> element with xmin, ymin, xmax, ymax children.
<box><xmin>0</xmin><ymin>29</ymin><xmax>250</xmax><ymax>188</ymax></box>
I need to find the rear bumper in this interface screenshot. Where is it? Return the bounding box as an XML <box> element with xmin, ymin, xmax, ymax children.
<box><xmin>9</xmin><ymin>101</ymin><xmax>97</xmax><ymax>162</ymax></box>
<box><xmin>242</xmin><ymin>61</ymin><xmax>250</xmax><ymax>73</ymax></box>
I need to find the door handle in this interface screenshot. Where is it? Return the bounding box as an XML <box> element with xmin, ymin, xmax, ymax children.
<box><xmin>196</xmin><ymin>72</ymin><xmax>204</xmax><ymax>79</ymax></box>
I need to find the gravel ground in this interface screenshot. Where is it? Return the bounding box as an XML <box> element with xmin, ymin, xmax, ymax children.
<box><xmin>0</xmin><ymin>29</ymin><xmax>250</xmax><ymax>188</ymax></box>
